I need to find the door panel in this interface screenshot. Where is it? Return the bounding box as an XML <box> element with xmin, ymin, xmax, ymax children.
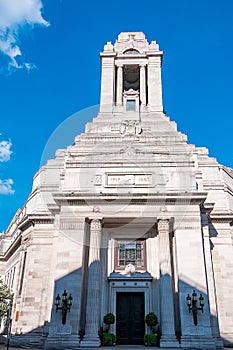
<box><xmin>116</xmin><ymin>292</ymin><xmax>145</xmax><ymax>345</ymax></box>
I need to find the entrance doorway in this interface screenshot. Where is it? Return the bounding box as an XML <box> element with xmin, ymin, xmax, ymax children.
<box><xmin>116</xmin><ymin>292</ymin><xmax>145</xmax><ymax>345</ymax></box>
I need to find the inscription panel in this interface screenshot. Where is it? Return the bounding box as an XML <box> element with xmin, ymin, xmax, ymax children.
<box><xmin>107</xmin><ymin>174</ymin><xmax>151</xmax><ymax>187</ymax></box>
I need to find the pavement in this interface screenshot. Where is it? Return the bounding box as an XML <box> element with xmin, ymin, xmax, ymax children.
<box><xmin>0</xmin><ymin>346</ymin><xmax>231</xmax><ymax>350</ymax></box>
<box><xmin>0</xmin><ymin>345</ymin><xmax>156</xmax><ymax>349</ymax></box>
<box><xmin>0</xmin><ymin>346</ymin><xmax>154</xmax><ymax>350</ymax></box>
<box><xmin>0</xmin><ymin>346</ymin><xmax>157</xmax><ymax>350</ymax></box>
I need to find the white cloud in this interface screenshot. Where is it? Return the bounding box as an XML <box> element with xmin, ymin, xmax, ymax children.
<box><xmin>0</xmin><ymin>179</ymin><xmax>14</xmax><ymax>195</ymax></box>
<box><xmin>0</xmin><ymin>0</ymin><xmax>49</xmax><ymax>72</ymax></box>
<box><xmin>0</xmin><ymin>140</ymin><xmax>12</xmax><ymax>162</ymax></box>
<box><xmin>0</xmin><ymin>136</ymin><xmax>14</xmax><ymax>195</ymax></box>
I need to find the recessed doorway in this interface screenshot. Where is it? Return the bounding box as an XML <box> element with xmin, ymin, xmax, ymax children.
<box><xmin>116</xmin><ymin>292</ymin><xmax>145</xmax><ymax>345</ymax></box>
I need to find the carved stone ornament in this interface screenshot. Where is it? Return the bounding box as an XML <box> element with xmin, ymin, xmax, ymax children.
<box><xmin>125</xmin><ymin>264</ymin><xmax>136</xmax><ymax>274</ymax></box>
<box><xmin>90</xmin><ymin>219</ymin><xmax>102</xmax><ymax>231</ymax></box>
<box><xmin>120</xmin><ymin>120</ymin><xmax>142</xmax><ymax>136</ymax></box>
<box><xmin>158</xmin><ymin>219</ymin><xmax>169</xmax><ymax>232</ymax></box>
<box><xmin>92</xmin><ymin>207</ymin><xmax>100</xmax><ymax>213</ymax></box>
<box><xmin>94</xmin><ymin>175</ymin><xmax>102</xmax><ymax>186</ymax></box>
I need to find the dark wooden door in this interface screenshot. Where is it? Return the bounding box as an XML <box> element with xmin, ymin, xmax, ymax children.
<box><xmin>116</xmin><ymin>292</ymin><xmax>145</xmax><ymax>345</ymax></box>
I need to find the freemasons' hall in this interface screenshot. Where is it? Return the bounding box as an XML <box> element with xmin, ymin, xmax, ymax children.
<box><xmin>0</xmin><ymin>32</ymin><xmax>233</xmax><ymax>349</ymax></box>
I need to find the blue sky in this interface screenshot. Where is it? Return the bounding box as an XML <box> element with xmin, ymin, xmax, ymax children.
<box><xmin>0</xmin><ymin>0</ymin><xmax>233</xmax><ymax>231</ymax></box>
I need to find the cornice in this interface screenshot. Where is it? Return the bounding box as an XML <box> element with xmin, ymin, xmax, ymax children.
<box><xmin>18</xmin><ymin>214</ymin><xmax>54</xmax><ymax>231</ymax></box>
<box><xmin>0</xmin><ymin>234</ymin><xmax>22</xmax><ymax>261</ymax></box>
<box><xmin>209</xmin><ymin>212</ymin><xmax>233</xmax><ymax>223</ymax></box>
<box><xmin>221</xmin><ymin>165</ymin><xmax>233</xmax><ymax>179</ymax></box>
<box><xmin>53</xmin><ymin>191</ymin><xmax>207</xmax><ymax>207</ymax></box>
<box><xmin>201</xmin><ymin>203</ymin><xmax>215</xmax><ymax>215</ymax></box>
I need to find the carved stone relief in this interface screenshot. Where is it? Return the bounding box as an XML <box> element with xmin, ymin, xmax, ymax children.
<box><xmin>90</xmin><ymin>219</ymin><xmax>102</xmax><ymax>231</ymax></box>
<box><xmin>120</xmin><ymin>120</ymin><xmax>142</xmax><ymax>136</ymax></box>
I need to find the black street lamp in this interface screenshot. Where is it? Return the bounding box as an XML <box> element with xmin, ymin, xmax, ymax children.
<box><xmin>55</xmin><ymin>289</ymin><xmax>73</xmax><ymax>325</ymax></box>
<box><xmin>186</xmin><ymin>290</ymin><xmax>204</xmax><ymax>326</ymax></box>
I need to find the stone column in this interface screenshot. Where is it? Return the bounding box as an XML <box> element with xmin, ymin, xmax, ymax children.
<box><xmin>100</xmin><ymin>231</ymin><xmax>109</xmax><ymax>329</ymax></box>
<box><xmin>158</xmin><ymin>218</ymin><xmax>178</xmax><ymax>348</ymax></box>
<box><xmin>140</xmin><ymin>64</ymin><xmax>146</xmax><ymax>106</ymax></box>
<box><xmin>116</xmin><ymin>64</ymin><xmax>123</xmax><ymax>105</ymax></box>
<box><xmin>81</xmin><ymin>219</ymin><xmax>102</xmax><ymax>347</ymax></box>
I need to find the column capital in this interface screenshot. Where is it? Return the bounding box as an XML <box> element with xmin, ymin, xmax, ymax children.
<box><xmin>157</xmin><ymin>218</ymin><xmax>170</xmax><ymax>232</ymax></box>
<box><xmin>90</xmin><ymin>218</ymin><xmax>102</xmax><ymax>231</ymax></box>
<box><xmin>139</xmin><ymin>63</ymin><xmax>146</xmax><ymax>68</ymax></box>
<box><xmin>116</xmin><ymin>62</ymin><xmax>123</xmax><ymax>68</ymax></box>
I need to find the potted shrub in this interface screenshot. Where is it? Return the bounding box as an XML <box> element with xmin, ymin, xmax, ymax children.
<box><xmin>103</xmin><ymin>312</ymin><xmax>115</xmax><ymax>332</ymax></box>
<box><xmin>102</xmin><ymin>332</ymin><xmax>117</xmax><ymax>346</ymax></box>
<box><xmin>100</xmin><ymin>313</ymin><xmax>116</xmax><ymax>346</ymax></box>
<box><xmin>144</xmin><ymin>312</ymin><xmax>158</xmax><ymax>346</ymax></box>
<box><xmin>144</xmin><ymin>333</ymin><xmax>157</xmax><ymax>347</ymax></box>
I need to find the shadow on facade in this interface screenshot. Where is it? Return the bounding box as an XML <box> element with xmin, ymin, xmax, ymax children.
<box><xmin>8</xmin><ymin>267</ymin><xmax>231</xmax><ymax>349</ymax></box>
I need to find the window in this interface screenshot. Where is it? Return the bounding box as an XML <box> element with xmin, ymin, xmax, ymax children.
<box><xmin>123</xmin><ymin>49</ymin><xmax>140</xmax><ymax>55</ymax></box>
<box><xmin>11</xmin><ymin>267</ymin><xmax>16</xmax><ymax>290</ymax></box>
<box><xmin>126</xmin><ymin>100</ymin><xmax>136</xmax><ymax>111</ymax></box>
<box><xmin>115</xmin><ymin>240</ymin><xmax>146</xmax><ymax>270</ymax></box>
<box><xmin>19</xmin><ymin>251</ymin><xmax>27</xmax><ymax>295</ymax></box>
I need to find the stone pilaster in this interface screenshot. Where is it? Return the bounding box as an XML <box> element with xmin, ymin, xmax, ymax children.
<box><xmin>175</xmin><ymin>220</ymin><xmax>216</xmax><ymax>350</ymax></box>
<box><xmin>158</xmin><ymin>218</ymin><xmax>179</xmax><ymax>348</ymax></box>
<box><xmin>100</xmin><ymin>53</ymin><xmax>116</xmax><ymax>113</ymax></box>
<box><xmin>116</xmin><ymin>64</ymin><xmax>123</xmax><ymax>105</ymax></box>
<box><xmin>140</xmin><ymin>64</ymin><xmax>146</xmax><ymax>106</ymax></box>
<box><xmin>147</xmin><ymin>56</ymin><xmax>163</xmax><ymax>112</ymax></box>
<box><xmin>202</xmin><ymin>214</ymin><xmax>223</xmax><ymax>349</ymax></box>
<box><xmin>81</xmin><ymin>219</ymin><xmax>102</xmax><ymax>347</ymax></box>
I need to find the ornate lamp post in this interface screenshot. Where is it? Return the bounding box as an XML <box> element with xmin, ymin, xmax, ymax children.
<box><xmin>186</xmin><ymin>290</ymin><xmax>204</xmax><ymax>326</ymax></box>
<box><xmin>55</xmin><ymin>289</ymin><xmax>73</xmax><ymax>325</ymax></box>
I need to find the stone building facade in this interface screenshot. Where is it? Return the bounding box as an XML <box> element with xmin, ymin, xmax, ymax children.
<box><xmin>0</xmin><ymin>32</ymin><xmax>233</xmax><ymax>349</ymax></box>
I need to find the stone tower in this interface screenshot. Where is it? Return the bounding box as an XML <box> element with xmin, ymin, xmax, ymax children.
<box><xmin>100</xmin><ymin>32</ymin><xmax>163</xmax><ymax>113</ymax></box>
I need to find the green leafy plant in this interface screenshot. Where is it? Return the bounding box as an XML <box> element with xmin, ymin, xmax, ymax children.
<box><xmin>111</xmin><ymin>333</ymin><xmax>117</xmax><ymax>344</ymax></box>
<box><xmin>144</xmin><ymin>312</ymin><xmax>158</xmax><ymax>333</ymax></box>
<box><xmin>0</xmin><ymin>279</ymin><xmax>13</xmax><ymax>317</ymax></box>
<box><xmin>103</xmin><ymin>312</ymin><xmax>115</xmax><ymax>325</ymax></box>
<box><xmin>102</xmin><ymin>332</ymin><xmax>116</xmax><ymax>345</ymax></box>
<box><xmin>144</xmin><ymin>333</ymin><xmax>157</xmax><ymax>346</ymax></box>
<box><xmin>103</xmin><ymin>332</ymin><xmax>111</xmax><ymax>343</ymax></box>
